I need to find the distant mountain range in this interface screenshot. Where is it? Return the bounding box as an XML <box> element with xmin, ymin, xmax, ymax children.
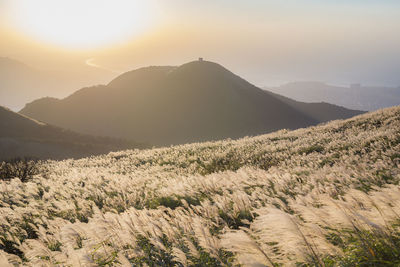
<box><xmin>0</xmin><ymin>106</ymin><xmax>144</xmax><ymax>161</ymax></box>
<box><xmin>20</xmin><ymin>60</ymin><xmax>363</xmax><ymax>147</ymax></box>
<box><xmin>265</xmin><ymin>82</ymin><xmax>400</xmax><ymax>111</ymax></box>
<box><xmin>0</xmin><ymin>57</ymin><xmax>115</xmax><ymax>111</ymax></box>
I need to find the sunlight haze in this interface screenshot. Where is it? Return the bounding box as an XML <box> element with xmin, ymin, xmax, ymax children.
<box><xmin>2</xmin><ymin>0</ymin><xmax>158</xmax><ymax>49</ymax></box>
<box><xmin>1</xmin><ymin>0</ymin><xmax>400</xmax><ymax>93</ymax></box>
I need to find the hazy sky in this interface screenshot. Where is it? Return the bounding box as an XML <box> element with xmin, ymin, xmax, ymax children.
<box><xmin>1</xmin><ymin>0</ymin><xmax>400</xmax><ymax>87</ymax></box>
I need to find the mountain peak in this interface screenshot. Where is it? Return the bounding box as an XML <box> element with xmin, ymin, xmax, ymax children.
<box><xmin>174</xmin><ymin>60</ymin><xmax>229</xmax><ymax>73</ymax></box>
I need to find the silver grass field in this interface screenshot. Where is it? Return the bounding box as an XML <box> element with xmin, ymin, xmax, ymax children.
<box><xmin>1</xmin><ymin>106</ymin><xmax>400</xmax><ymax>266</ymax></box>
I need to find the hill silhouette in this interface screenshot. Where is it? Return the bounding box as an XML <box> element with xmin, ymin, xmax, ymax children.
<box><xmin>0</xmin><ymin>106</ymin><xmax>145</xmax><ymax>161</ymax></box>
<box><xmin>264</xmin><ymin>90</ymin><xmax>364</xmax><ymax>122</ymax></box>
<box><xmin>265</xmin><ymin>81</ymin><xmax>400</xmax><ymax>111</ymax></box>
<box><xmin>20</xmin><ymin>60</ymin><xmax>362</xmax><ymax>146</ymax></box>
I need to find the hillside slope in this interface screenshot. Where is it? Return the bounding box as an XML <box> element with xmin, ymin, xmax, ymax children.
<box><xmin>1</xmin><ymin>106</ymin><xmax>399</xmax><ymax>265</ymax></box>
<box><xmin>0</xmin><ymin>106</ymin><xmax>144</xmax><ymax>160</ymax></box>
<box><xmin>20</xmin><ymin>60</ymin><xmax>361</xmax><ymax>146</ymax></box>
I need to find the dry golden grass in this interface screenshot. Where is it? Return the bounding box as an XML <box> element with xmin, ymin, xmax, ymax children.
<box><xmin>0</xmin><ymin>106</ymin><xmax>399</xmax><ymax>266</ymax></box>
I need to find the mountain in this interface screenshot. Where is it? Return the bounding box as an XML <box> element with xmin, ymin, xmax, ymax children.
<box><xmin>0</xmin><ymin>57</ymin><xmax>116</xmax><ymax>111</ymax></box>
<box><xmin>265</xmin><ymin>81</ymin><xmax>400</xmax><ymax>111</ymax></box>
<box><xmin>264</xmin><ymin>90</ymin><xmax>364</xmax><ymax>122</ymax></box>
<box><xmin>0</xmin><ymin>106</ymin><xmax>144</xmax><ymax>161</ymax></box>
<box><xmin>20</xmin><ymin>60</ymin><xmax>362</xmax><ymax>146</ymax></box>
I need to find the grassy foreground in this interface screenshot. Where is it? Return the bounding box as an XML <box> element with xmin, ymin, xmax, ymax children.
<box><xmin>1</xmin><ymin>106</ymin><xmax>400</xmax><ymax>266</ymax></box>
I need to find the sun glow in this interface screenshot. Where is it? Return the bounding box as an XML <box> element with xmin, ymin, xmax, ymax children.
<box><xmin>4</xmin><ymin>0</ymin><xmax>157</xmax><ymax>49</ymax></box>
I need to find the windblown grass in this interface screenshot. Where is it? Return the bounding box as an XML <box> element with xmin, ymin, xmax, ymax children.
<box><xmin>0</xmin><ymin>106</ymin><xmax>399</xmax><ymax>266</ymax></box>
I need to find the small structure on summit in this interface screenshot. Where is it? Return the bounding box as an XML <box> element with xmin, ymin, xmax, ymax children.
<box><xmin>198</xmin><ymin>57</ymin><xmax>203</xmax><ymax>62</ymax></box>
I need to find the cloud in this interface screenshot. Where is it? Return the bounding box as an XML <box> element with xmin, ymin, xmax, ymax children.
<box><xmin>85</xmin><ymin>58</ymin><xmax>118</xmax><ymax>73</ymax></box>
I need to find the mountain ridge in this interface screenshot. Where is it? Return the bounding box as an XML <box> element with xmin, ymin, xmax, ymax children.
<box><xmin>265</xmin><ymin>81</ymin><xmax>400</xmax><ymax>111</ymax></box>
